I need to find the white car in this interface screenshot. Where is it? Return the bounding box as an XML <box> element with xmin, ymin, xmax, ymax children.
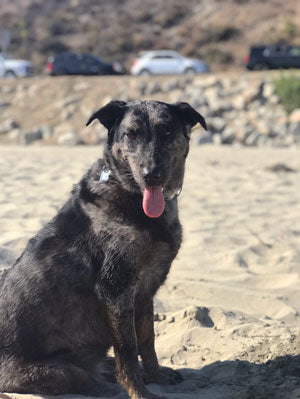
<box><xmin>0</xmin><ymin>53</ymin><xmax>34</xmax><ymax>78</ymax></box>
<box><xmin>131</xmin><ymin>50</ymin><xmax>209</xmax><ymax>76</ymax></box>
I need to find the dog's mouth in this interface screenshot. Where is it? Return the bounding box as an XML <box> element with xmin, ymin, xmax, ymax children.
<box><xmin>142</xmin><ymin>186</ymin><xmax>165</xmax><ymax>218</ymax></box>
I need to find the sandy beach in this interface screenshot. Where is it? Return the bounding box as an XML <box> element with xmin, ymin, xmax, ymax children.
<box><xmin>1</xmin><ymin>144</ymin><xmax>300</xmax><ymax>399</ymax></box>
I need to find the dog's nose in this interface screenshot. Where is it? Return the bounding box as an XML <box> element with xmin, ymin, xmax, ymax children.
<box><xmin>143</xmin><ymin>167</ymin><xmax>161</xmax><ymax>186</ymax></box>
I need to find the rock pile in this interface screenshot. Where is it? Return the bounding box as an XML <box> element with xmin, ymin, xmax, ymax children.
<box><xmin>0</xmin><ymin>73</ymin><xmax>299</xmax><ymax>147</ymax></box>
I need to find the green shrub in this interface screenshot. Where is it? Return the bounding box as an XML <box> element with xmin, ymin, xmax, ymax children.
<box><xmin>273</xmin><ymin>73</ymin><xmax>300</xmax><ymax>113</ymax></box>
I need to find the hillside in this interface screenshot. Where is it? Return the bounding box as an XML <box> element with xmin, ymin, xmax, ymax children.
<box><xmin>0</xmin><ymin>0</ymin><xmax>300</xmax><ymax>72</ymax></box>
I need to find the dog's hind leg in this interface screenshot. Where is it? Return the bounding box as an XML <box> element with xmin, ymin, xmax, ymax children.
<box><xmin>0</xmin><ymin>357</ymin><xmax>102</xmax><ymax>395</ymax></box>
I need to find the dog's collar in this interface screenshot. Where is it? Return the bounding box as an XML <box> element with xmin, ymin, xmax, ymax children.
<box><xmin>165</xmin><ymin>187</ymin><xmax>182</xmax><ymax>201</ymax></box>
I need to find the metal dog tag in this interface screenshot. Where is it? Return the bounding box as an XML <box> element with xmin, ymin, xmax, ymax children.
<box><xmin>99</xmin><ymin>169</ymin><xmax>111</xmax><ymax>182</ymax></box>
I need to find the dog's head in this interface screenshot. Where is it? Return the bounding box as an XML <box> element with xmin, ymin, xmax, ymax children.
<box><xmin>87</xmin><ymin>100</ymin><xmax>206</xmax><ymax>218</ymax></box>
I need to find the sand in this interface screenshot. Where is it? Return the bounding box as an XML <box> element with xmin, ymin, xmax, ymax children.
<box><xmin>0</xmin><ymin>144</ymin><xmax>300</xmax><ymax>399</ymax></box>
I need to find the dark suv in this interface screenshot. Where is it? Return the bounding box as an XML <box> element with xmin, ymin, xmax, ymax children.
<box><xmin>47</xmin><ymin>53</ymin><xmax>124</xmax><ymax>76</ymax></box>
<box><xmin>245</xmin><ymin>45</ymin><xmax>300</xmax><ymax>70</ymax></box>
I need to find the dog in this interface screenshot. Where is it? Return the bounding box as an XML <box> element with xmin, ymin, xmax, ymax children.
<box><xmin>0</xmin><ymin>100</ymin><xmax>206</xmax><ymax>399</ymax></box>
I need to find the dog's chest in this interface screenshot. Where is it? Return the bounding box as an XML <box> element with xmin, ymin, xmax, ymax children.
<box><xmin>135</xmin><ymin>239</ymin><xmax>175</xmax><ymax>296</ymax></box>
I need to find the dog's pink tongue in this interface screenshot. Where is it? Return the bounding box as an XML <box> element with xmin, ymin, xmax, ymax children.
<box><xmin>143</xmin><ymin>186</ymin><xmax>165</xmax><ymax>218</ymax></box>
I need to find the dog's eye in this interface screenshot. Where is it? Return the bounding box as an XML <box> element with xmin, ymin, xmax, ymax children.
<box><xmin>126</xmin><ymin>132</ymin><xmax>137</xmax><ymax>140</ymax></box>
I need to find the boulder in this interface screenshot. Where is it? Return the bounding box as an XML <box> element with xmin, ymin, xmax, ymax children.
<box><xmin>40</xmin><ymin>124</ymin><xmax>54</xmax><ymax>140</ymax></box>
<box><xmin>0</xmin><ymin>118</ymin><xmax>19</xmax><ymax>134</ymax></box>
<box><xmin>262</xmin><ymin>82</ymin><xmax>275</xmax><ymax>98</ymax></box>
<box><xmin>221</xmin><ymin>127</ymin><xmax>236</xmax><ymax>144</ymax></box>
<box><xmin>196</xmin><ymin>130</ymin><xmax>213</xmax><ymax>145</ymax></box>
<box><xmin>8</xmin><ymin>129</ymin><xmax>21</xmax><ymax>143</ymax></box>
<box><xmin>289</xmin><ymin>109</ymin><xmax>300</xmax><ymax>124</ymax></box>
<box><xmin>20</xmin><ymin>129</ymin><xmax>43</xmax><ymax>145</ymax></box>
<box><xmin>207</xmin><ymin>117</ymin><xmax>226</xmax><ymax>133</ymax></box>
<box><xmin>245</xmin><ymin>132</ymin><xmax>260</xmax><ymax>146</ymax></box>
<box><xmin>144</xmin><ymin>82</ymin><xmax>162</xmax><ymax>95</ymax></box>
<box><xmin>56</xmin><ymin>131</ymin><xmax>82</xmax><ymax>146</ymax></box>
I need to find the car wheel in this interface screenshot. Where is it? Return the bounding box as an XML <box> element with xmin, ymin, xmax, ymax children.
<box><xmin>139</xmin><ymin>69</ymin><xmax>151</xmax><ymax>76</ymax></box>
<box><xmin>253</xmin><ymin>63</ymin><xmax>269</xmax><ymax>71</ymax></box>
<box><xmin>4</xmin><ymin>70</ymin><xmax>17</xmax><ymax>79</ymax></box>
<box><xmin>184</xmin><ymin>67</ymin><xmax>196</xmax><ymax>75</ymax></box>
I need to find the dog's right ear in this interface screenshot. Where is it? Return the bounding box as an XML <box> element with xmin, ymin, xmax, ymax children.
<box><xmin>86</xmin><ymin>101</ymin><xmax>127</xmax><ymax>130</ymax></box>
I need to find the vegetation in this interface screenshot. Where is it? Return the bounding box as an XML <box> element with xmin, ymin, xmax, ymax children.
<box><xmin>274</xmin><ymin>73</ymin><xmax>300</xmax><ymax>113</ymax></box>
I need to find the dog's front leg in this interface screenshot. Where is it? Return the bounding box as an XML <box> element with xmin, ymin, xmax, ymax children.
<box><xmin>135</xmin><ymin>298</ymin><xmax>160</xmax><ymax>379</ymax></box>
<box><xmin>136</xmin><ymin>298</ymin><xmax>182</xmax><ymax>386</ymax></box>
<box><xmin>105</xmin><ymin>294</ymin><xmax>165</xmax><ymax>399</ymax></box>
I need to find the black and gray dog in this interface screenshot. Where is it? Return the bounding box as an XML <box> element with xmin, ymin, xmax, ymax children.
<box><xmin>0</xmin><ymin>100</ymin><xmax>206</xmax><ymax>399</ymax></box>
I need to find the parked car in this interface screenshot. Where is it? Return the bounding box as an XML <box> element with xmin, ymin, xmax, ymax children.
<box><xmin>0</xmin><ymin>53</ymin><xmax>34</xmax><ymax>78</ymax></box>
<box><xmin>130</xmin><ymin>50</ymin><xmax>209</xmax><ymax>75</ymax></box>
<box><xmin>245</xmin><ymin>44</ymin><xmax>300</xmax><ymax>70</ymax></box>
<box><xmin>47</xmin><ymin>53</ymin><xmax>124</xmax><ymax>76</ymax></box>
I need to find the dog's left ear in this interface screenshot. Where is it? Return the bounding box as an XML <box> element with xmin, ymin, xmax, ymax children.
<box><xmin>86</xmin><ymin>101</ymin><xmax>127</xmax><ymax>130</ymax></box>
<box><xmin>172</xmin><ymin>102</ymin><xmax>207</xmax><ymax>131</ymax></box>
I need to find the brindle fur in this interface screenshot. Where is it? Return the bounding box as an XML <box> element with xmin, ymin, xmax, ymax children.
<box><xmin>0</xmin><ymin>100</ymin><xmax>206</xmax><ymax>399</ymax></box>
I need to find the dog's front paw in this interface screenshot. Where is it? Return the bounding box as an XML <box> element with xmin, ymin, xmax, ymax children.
<box><xmin>134</xmin><ymin>394</ymin><xmax>166</xmax><ymax>399</ymax></box>
<box><xmin>130</xmin><ymin>389</ymin><xmax>166</xmax><ymax>399</ymax></box>
<box><xmin>144</xmin><ymin>366</ymin><xmax>183</xmax><ymax>385</ymax></box>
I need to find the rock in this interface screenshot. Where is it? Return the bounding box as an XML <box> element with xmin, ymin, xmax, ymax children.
<box><xmin>289</xmin><ymin>123</ymin><xmax>300</xmax><ymax>138</ymax></box>
<box><xmin>235</xmin><ymin>125</ymin><xmax>255</xmax><ymax>144</ymax></box>
<box><xmin>288</xmin><ymin>109</ymin><xmax>300</xmax><ymax>138</ymax></box>
<box><xmin>266</xmin><ymin>163</ymin><xmax>297</xmax><ymax>173</ymax></box>
<box><xmin>245</xmin><ymin>132</ymin><xmax>260</xmax><ymax>146</ymax></box>
<box><xmin>197</xmin><ymin>76</ymin><xmax>222</xmax><ymax>90</ymax></box>
<box><xmin>231</xmin><ymin>95</ymin><xmax>246</xmax><ymax>111</ymax></box>
<box><xmin>81</xmin><ymin>124</ymin><xmax>107</xmax><ymax>145</ymax></box>
<box><xmin>57</xmin><ymin>131</ymin><xmax>82</xmax><ymax>146</ymax></box>
<box><xmin>54</xmin><ymin>123</ymin><xmax>73</xmax><ymax>135</ymax></box>
<box><xmin>207</xmin><ymin>117</ymin><xmax>226</xmax><ymax>133</ymax></box>
<box><xmin>8</xmin><ymin>128</ymin><xmax>21</xmax><ymax>142</ymax></box>
<box><xmin>74</xmin><ymin>81</ymin><xmax>92</xmax><ymax>91</ymax></box>
<box><xmin>178</xmin><ymin>77</ymin><xmax>193</xmax><ymax>90</ymax></box>
<box><xmin>0</xmin><ymin>102</ymin><xmax>10</xmax><ymax>111</ymax></box>
<box><xmin>162</xmin><ymin>79</ymin><xmax>180</xmax><ymax>92</ymax></box>
<box><xmin>221</xmin><ymin>127</ymin><xmax>236</xmax><ymax>144</ymax></box>
<box><xmin>40</xmin><ymin>124</ymin><xmax>54</xmax><ymax>140</ymax></box>
<box><xmin>289</xmin><ymin>109</ymin><xmax>300</xmax><ymax>123</ymax></box>
<box><xmin>243</xmin><ymin>83</ymin><xmax>263</xmax><ymax>104</ymax></box>
<box><xmin>205</xmin><ymin>87</ymin><xmax>232</xmax><ymax>116</ymax></box>
<box><xmin>136</xmin><ymin>81</ymin><xmax>148</xmax><ymax>96</ymax></box>
<box><xmin>1</xmin><ymin>85</ymin><xmax>14</xmax><ymax>94</ymax></box>
<box><xmin>20</xmin><ymin>129</ymin><xmax>43</xmax><ymax>145</ymax></box>
<box><xmin>262</xmin><ymin>82</ymin><xmax>275</xmax><ymax>98</ymax></box>
<box><xmin>0</xmin><ymin>118</ymin><xmax>19</xmax><ymax>134</ymax></box>
<box><xmin>269</xmin><ymin>94</ymin><xmax>280</xmax><ymax>104</ymax></box>
<box><xmin>144</xmin><ymin>82</ymin><xmax>162</xmax><ymax>95</ymax></box>
<box><xmin>61</xmin><ymin>105</ymin><xmax>76</xmax><ymax>121</ymax></box>
<box><xmin>213</xmin><ymin>133</ymin><xmax>222</xmax><ymax>145</ymax></box>
<box><xmin>56</xmin><ymin>95</ymin><xmax>82</xmax><ymax>109</ymax></box>
<box><xmin>256</xmin><ymin>121</ymin><xmax>272</xmax><ymax>136</ymax></box>
<box><xmin>186</xmin><ymin>88</ymin><xmax>208</xmax><ymax>109</ymax></box>
<box><xmin>197</xmin><ymin>130</ymin><xmax>213</xmax><ymax>145</ymax></box>
<box><xmin>256</xmin><ymin>135</ymin><xmax>271</xmax><ymax>147</ymax></box>
<box><xmin>168</xmin><ymin>89</ymin><xmax>185</xmax><ymax>103</ymax></box>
